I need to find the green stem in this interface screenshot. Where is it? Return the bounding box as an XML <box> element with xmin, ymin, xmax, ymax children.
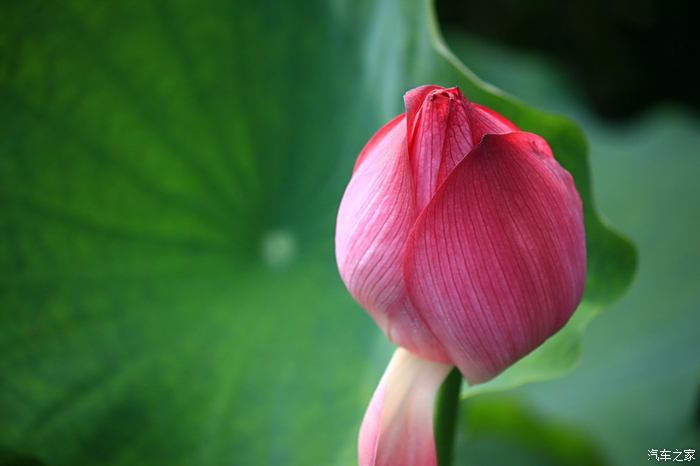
<box><xmin>434</xmin><ymin>368</ymin><xmax>462</xmax><ymax>466</ymax></box>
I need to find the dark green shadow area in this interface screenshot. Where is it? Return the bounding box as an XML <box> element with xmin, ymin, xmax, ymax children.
<box><xmin>0</xmin><ymin>449</ymin><xmax>46</xmax><ymax>466</ymax></box>
<box><xmin>456</xmin><ymin>395</ymin><xmax>606</xmax><ymax>466</ymax></box>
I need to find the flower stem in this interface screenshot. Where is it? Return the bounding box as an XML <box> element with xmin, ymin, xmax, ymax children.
<box><xmin>434</xmin><ymin>368</ymin><xmax>462</xmax><ymax>466</ymax></box>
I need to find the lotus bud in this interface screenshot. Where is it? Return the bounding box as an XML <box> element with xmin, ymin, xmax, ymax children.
<box><xmin>336</xmin><ymin>85</ymin><xmax>586</xmax><ymax>465</ymax></box>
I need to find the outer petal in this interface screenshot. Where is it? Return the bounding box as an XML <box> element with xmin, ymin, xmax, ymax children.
<box><xmin>353</xmin><ymin>114</ymin><xmax>405</xmax><ymax>173</ymax></box>
<box><xmin>467</xmin><ymin>103</ymin><xmax>519</xmax><ymax>144</ymax></box>
<box><xmin>359</xmin><ymin>348</ymin><xmax>452</xmax><ymax>466</ymax></box>
<box><xmin>335</xmin><ymin>115</ymin><xmax>446</xmax><ymax>361</ymax></box>
<box><xmin>404</xmin><ymin>132</ymin><xmax>586</xmax><ymax>383</ymax></box>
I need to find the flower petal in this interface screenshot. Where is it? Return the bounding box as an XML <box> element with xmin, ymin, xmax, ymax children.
<box><xmin>336</xmin><ymin>115</ymin><xmax>445</xmax><ymax>360</ymax></box>
<box><xmin>403</xmin><ymin>132</ymin><xmax>586</xmax><ymax>383</ymax></box>
<box><xmin>359</xmin><ymin>348</ymin><xmax>453</xmax><ymax>466</ymax></box>
<box><xmin>468</xmin><ymin>103</ymin><xmax>519</xmax><ymax>144</ymax></box>
<box><xmin>353</xmin><ymin>114</ymin><xmax>405</xmax><ymax>173</ymax></box>
<box><xmin>404</xmin><ymin>85</ymin><xmax>443</xmax><ymax>131</ymax></box>
<box><xmin>405</xmin><ymin>87</ymin><xmax>475</xmax><ymax>211</ymax></box>
<box><xmin>404</xmin><ymin>89</ymin><xmax>519</xmax><ymax>213</ymax></box>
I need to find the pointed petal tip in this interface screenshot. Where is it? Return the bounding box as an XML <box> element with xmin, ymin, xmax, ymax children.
<box><xmin>479</xmin><ymin>131</ymin><xmax>552</xmax><ymax>158</ymax></box>
<box><xmin>402</xmin><ymin>84</ymin><xmax>442</xmax><ymax>102</ymax></box>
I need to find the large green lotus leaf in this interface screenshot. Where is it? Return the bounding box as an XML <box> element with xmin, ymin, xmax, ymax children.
<box><xmin>0</xmin><ymin>0</ymin><xmax>635</xmax><ymax>464</ymax></box>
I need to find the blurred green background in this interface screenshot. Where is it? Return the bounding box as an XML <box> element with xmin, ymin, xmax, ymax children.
<box><xmin>0</xmin><ymin>0</ymin><xmax>697</xmax><ymax>465</ymax></box>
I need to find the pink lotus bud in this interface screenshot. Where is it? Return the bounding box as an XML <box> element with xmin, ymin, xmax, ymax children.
<box><xmin>336</xmin><ymin>85</ymin><xmax>586</xmax><ymax>465</ymax></box>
